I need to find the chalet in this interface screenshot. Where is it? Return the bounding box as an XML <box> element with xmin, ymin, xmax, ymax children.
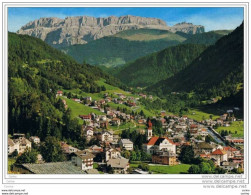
<box><xmin>216</xmin><ymin>118</ymin><xmax>224</xmax><ymax>125</ymax></box>
<box><xmin>194</xmin><ymin>142</ymin><xmax>215</xmax><ymax>155</ymax></box>
<box><xmin>160</xmin><ymin>118</ymin><xmax>168</xmax><ymax>128</ymax></box>
<box><xmin>152</xmin><ymin>150</ymin><xmax>178</xmax><ymax>166</ymax></box>
<box><xmin>138</xmin><ymin>119</ymin><xmax>146</xmax><ymax>124</ymax></box>
<box><xmin>87</xmin><ymin>145</ymin><xmax>103</xmax><ymax>155</ymax></box>
<box><xmin>221</xmin><ymin>161</ymin><xmax>239</xmax><ymax>172</ymax></box>
<box><xmin>71</xmin><ymin>150</ymin><xmax>94</xmax><ymax>170</ymax></box>
<box><xmin>143</xmin><ymin>137</ymin><xmax>176</xmax><ymax>155</ymax></box>
<box><xmin>231</xmin><ymin>157</ymin><xmax>244</xmax><ymax>164</ymax></box>
<box><xmin>107</xmin><ymin>158</ymin><xmax>129</xmax><ymax>174</ymax></box>
<box><xmin>223</xmin><ymin>146</ymin><xmax>240</xmax><ymax>159</ymax></box>
<box><xmin>182</xmin><ymin>115</ymin><xmax>188</xmax><ymax>120</ymax></box>
<box><xmin>105</xmin><ymin>148</ymin><xmax>121</xmax><ymax>161</ymax></box>
<box><xmin>198</xmin><ymin>128</ymin><xmax>209</xmax><ymax>137</ymax></box>
<box><xmin>79</xmin><ymin>114</ymin><xmax>91</xmax><ymax>122</ymax></box>
<box><xmin>174</xmin><ymin>124</ymin><xmax>187</xmax><ymax>132</ymax></box>
<box><xmin>29</xmin><ymin>136</ymin><xmax>40</xmax><ymax>144</ymax></box>
<box><xmin>113</xmin><ymin>134</ymin><xmax>120</xmax><ymax>143</ymax></box>
<box><xmin>84</xmin><ymin>127</ymin><xmax>94</xmax><ymax>140</ymax></box>
<box><xmin>56</xmin><ymin>90</ymin><xmax>63</xmax><ymax>97</ymax></box>
<box><xmin>105</xmin><ymin>97</ymin><xmax>112</xmax><ymax>102</ymax></box>
<box><xmin>107</xmin><ymin>112</ymin><xmax>116</xmax><ymax>119</ymax></box>
<box><xmin>111</xmin><ymin>118</ymin><xmax>121</xmax><ymax>126</ymax></box>
<box><xmin>231</xmin><ymin>138</ymin><xmax>244</xmax><ymax>145</ymax></box>
<box><xmin>100</xmin><ymin>121</ymin><xmax>108</xmax><ymax>129</ymax></box>
<box><xmin>8</xmin><ymin>138</ymin><xmax>19</xmax><ymax>155</ymax></box>
<box><xmin>72</xmin><ymin>98</ymin><xmax>81</xmax><ymax>103</ymax></box>
<box><xmin>98</xmin><ymin>99</ymin><xmax>106</xmax><ymax>105</ymax></box>
<box><xmin>60</xmin><ymin>142</ymin><xmax>79</xmax><ymax>154</ymax></box>
<box><xmin>211</xmin><ymin>149</ymin><xmax>228</xmax><ymax>166</ymax></box>
<box><xmin>119</xmin><ymin>139</ymin><xmax>133</xmax><ymax>151</ymax></box>
<box><xmin>220</xmin><ymin>114</ymin><xmax>228</xmax><ymax>121</ymax></box>
<box><xmin>189</xmin><ymin>124</ymin><xmax>198</xmax><ymax>134</ymax></box>
<box><xmin>160</xmin><ymin>111</ymin><xmax>166</xmax><ymax>117</ymax></box>
<box><xmin>127</xmin><ymin>102</ymin><xmax>136</xmax><ymax>107</ymax></box>
<box><xmin>97</xmin><ymin>131</ymin><xmax>113</xmax><ymax>142</ymax></box>
<box><xmin>13</xmin><ymin>137</ymin><xmax>32</xmax><ymax>154</ymax></box>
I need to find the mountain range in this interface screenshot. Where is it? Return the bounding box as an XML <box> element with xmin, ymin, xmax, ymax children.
<box><xmin>17</xmin><ymin>15</ymin><xmax>204</xmax><ymax>48</ymax></box>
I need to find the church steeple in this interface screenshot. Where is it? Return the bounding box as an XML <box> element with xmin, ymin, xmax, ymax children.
<box><xmin>146</xmin><ymin>119</ymin><xmax>152</xmax><ymax>140</ymax></box>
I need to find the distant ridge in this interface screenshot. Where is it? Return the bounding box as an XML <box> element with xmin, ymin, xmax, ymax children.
<box><xmin>17</xmin><ymin>15</ymin><xmax>204</xmax><ymax>48</ymax></box>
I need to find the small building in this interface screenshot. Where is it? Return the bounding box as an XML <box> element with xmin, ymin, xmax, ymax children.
<box><xmin>15</xmin><ymin>137</ymin><xmax>32</xmax><ymax>154</ymax></box>
<box><xmin>107</xmin><ymin>158</ymin><xmax>129</xmax><ymax>174</ymax></box>
<box><xmin>60</xmin><ymin>142</ymin><xmax>80</xmax><ymax>154</ymax></box>
<box><xmin>221</xmin><ymin>161</ymin><xmax>239</xmax><ymax>172</ymax></box>
<box><xmin>105</xmin><ymin>148</ymin><xmax>121</xmax><ymax>161</ymax></box>
<box><xmin>97</xmin><ymin>131</ymin><xmax>113</xmax><ymax>142</ymax></box>
<box><xmin>119</xmin><ymin>139</ymin><xmax>133</xmax><ymax>151</ymax></box>
<box><xmin>8</xmin><ymin>138</ymin><xmax>19</xmax><ymax>155</ymax></box>
<box><xmin>111</xmin><ymin>118</ymin><xmax>121</xmax><ymax>126</ymax></box>
<box><xmin>71</xmin><ymin>151</ymin><xmax>94</xmax><ymax>170</ymax></box>
<box><xmin>195</xmin><ymin>142</ymin><xmax>215</xmax><ymax>155</ymax></box>
<box><xmin>79</xmin><ymin>114</ymin><xmax>91</xmax><ymax>122</ymax></box>
<box><xmin>29</xmin><ymin>136</ymin><xmax>40</xmax><ymax>144</ymax></box>
<box><xmin>211</xmin><ymin>149</ymin><xmax>228</xmax><ymax>166</ymax></box>
<box><xmin>56</xmin><ymin>90</ymin><xmax>63</xmax><ymax>97</ymax></box>
<box><xmin>152</xmin><ymin>150</ymin><xmax>178</xmax><ymax>166</ymax></box>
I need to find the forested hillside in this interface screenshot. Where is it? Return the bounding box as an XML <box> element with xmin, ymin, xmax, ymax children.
<box><xmin>62</xmin><ymin>29</ymin><xmax>186</xmax><ymax>67</ymax></box>
<box><xmin>183</xmin><ymin>30</ymin><xmax>232</xmax><ymax>45</ymax></box>
<box><xmin>8</xmin><ymin>32</ymin><xmax>122</xmax><ymax>145</ymax></box>
<box><xmin>115</xmin><ymin>44</ymin><xmax>207</xmax><ymax>87</ymax></box>
<box><xmin>147</xmin><ymin>23</ymin><xmax>243</xmax><ymax>100</ymax></box>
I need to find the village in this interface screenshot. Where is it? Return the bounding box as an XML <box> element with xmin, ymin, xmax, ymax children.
<box><xmin>8</xmin><ymin>90</ymin><xmax>244</xmax><ymax>174</ymax></box>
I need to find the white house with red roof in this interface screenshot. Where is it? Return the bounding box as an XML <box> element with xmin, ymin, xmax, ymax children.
<box><xmin>56</xmin><ymin>90</ymin><xmax>63</xmax><ymax>97</ymax></box>
<box><xmin>79</xmin><ymin>114</ymin><xmax>92</xmax><ymax>122</ymax></box>
<box><xmin>211</xmin><ymin>149</ymin><xmax>228</xmax><ymax>166</ymax></box>
<box><xmin>143</xmin><ymin>136</ymin><xmax>176</xmax><ymax>155</ymax></box>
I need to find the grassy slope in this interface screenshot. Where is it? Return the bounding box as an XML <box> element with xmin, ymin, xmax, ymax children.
<box><xmin>183</xmin><ymin>108</ymin><xmax>220</xmax><ymax>122</ymax></box>
<box><xmin>113</xmin><ymin>28</ymin><xmax>186</xmax><ymax>42</ymax></box>
<box><xmin>130</xmin><ymin>163</ymin><xmax>191</xmax><ymax>174</ymax></box>
<box><xmin>149</xmin><ymin>164</ymin><xmax>191</xmax><ymax>174</ymax></box>
<box><xmin>215</xmin><ymin>121</ymin><xmax>244</xmax><ymax>138</ymax></box>
<box><xmin>64</xmin><ymin>79</ymin><xmax>155</xmax><ymax>117</ymax></box>
<box><xmin>60</xmin><ymin>97</ymin><xmax>103</xmax><ymax>124</ymax></box>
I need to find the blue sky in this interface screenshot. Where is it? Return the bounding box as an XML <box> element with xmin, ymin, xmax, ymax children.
<box><xmin>8</xmin><ymin>7</ymin><xmax>243</xmax><ymax>32</ymax></box>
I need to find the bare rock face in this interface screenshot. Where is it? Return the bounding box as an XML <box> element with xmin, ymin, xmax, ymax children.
<box><xmin>17</xmin><ymin>15</ymin><xmax>204</xmax><ymax>47</ymax></box>
<box><xmin>170</xmin><ymin>22</ymin><xmax>205</xmax><ymax>34</ymax></box>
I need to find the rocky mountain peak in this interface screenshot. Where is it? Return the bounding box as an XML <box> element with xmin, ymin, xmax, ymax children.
<box><xmin>17</xmin><ymin>15</ymin><xmax>204</xmax><ymax>47</ymax></box>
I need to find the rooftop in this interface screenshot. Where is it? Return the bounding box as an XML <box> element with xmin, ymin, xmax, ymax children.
<box><xmin>20</xmin><ymin>161</ymin><xmax>86</xmax><ymax>174</ymax></box>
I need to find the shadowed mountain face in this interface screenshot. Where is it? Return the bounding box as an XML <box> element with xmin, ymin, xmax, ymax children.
<box><xmin>114</xmin><ymin>44</ymin><xmax>208</xmax><ymax>87</ymax></box>
<box><xmin>17</xmin><ymin>15</ymin><xmax>204</xmax><ymax>48</ymax></box>
<box><xmin>147</xmin><ymin>23</ymin><xmax>244</xmax><ymax>99</ymax></box>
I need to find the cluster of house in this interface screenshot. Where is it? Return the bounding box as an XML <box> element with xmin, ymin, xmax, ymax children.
<box><xmin>8</xmin><ymin>133</ymin><xmax>39</xmax><ymax>155</ymax></box>
<box><xmin>9</xmin><ymin>97</ymin><xmax>244</xmax><ymax>174</ymax></box>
